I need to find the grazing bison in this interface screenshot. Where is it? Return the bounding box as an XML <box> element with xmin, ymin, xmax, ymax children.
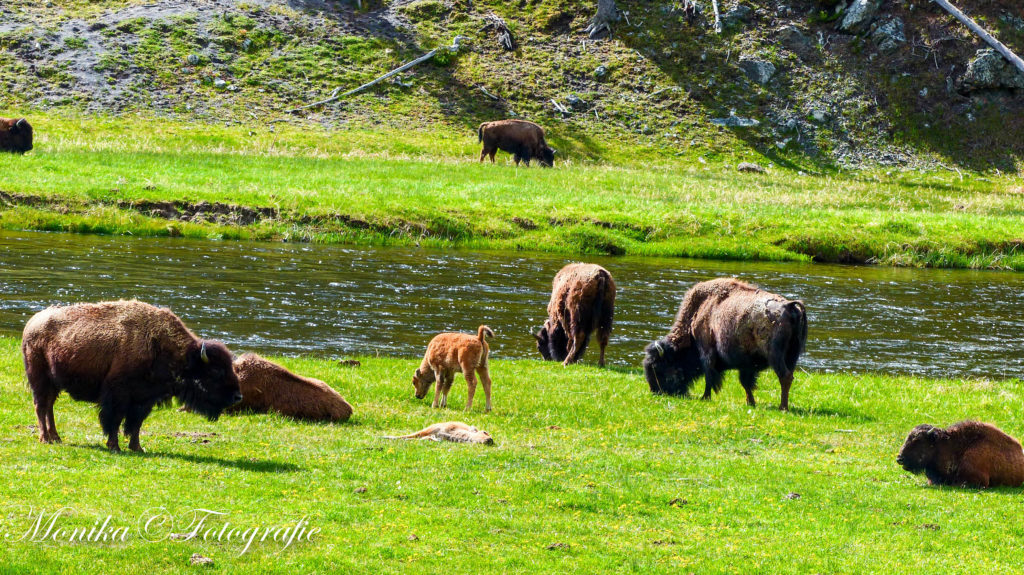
<box><xmin>534</xmin><ymin>263</ymin><xmax>615</xmax><ymax>367</ymax></box>
<box><xmin>21</xmin><ymin>300</ymin><xmax>242</xmax><ymax>452</ymax></box>
<box><xmin>230</xmin><ymin>354</ymin><xmax>353</xmax><ymax>422</ymax></box>
<box><xmin>478</xmin><ymin>119</ymin><xmax>555</xmax><ymax>167</ymax></box>
<box><xmin>642</xmin><ymin>278</ymin><xmax>807</xmax><ymax>410</ymax></box>
<box><xmin>897</xmin><ymin>421</ymin><xmax>1024</xmax><ymax>488</ymax></box>
<box><xmin>0</xmin><ymin>117</ymin><xmax>33</xmax><ymax>154</ymax></box>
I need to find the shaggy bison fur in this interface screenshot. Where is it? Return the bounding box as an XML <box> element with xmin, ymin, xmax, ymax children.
<box><xmin>413</xmin><ymin>325</ymin><xmax>494</xmax><ymax>412</ymax></box>
<box><xmin>0</xmin><ymin>117</ymin><xmax>33</xmax><ymax>154</ymax></box>
<box><xmin>21</xmin><ymin>300</ymin><xmax>241</xmax><ymax>452</ymax></box>
<box><xmin>897</xmin><ymin>421</ymin><xmax>1024</xmax><ymax>488</ymax></box>
<box><xmin>478</xmin><ymin>119</ymin><xmax>555</xmax><ymax>167</ymax></box>
<box><xmin>230</xmin><ymin>354</ymin><xmax>353</xmax><ymax>422</ymax></box>
<box><xmin>534</xmin><ymin>263</ymin><xmax>615</xmax><ymax>366</ymax></box>
<box><xmin>642</xmin><ymin>278</ymin><xmax>807</xmax><ymax>410</ymax></box>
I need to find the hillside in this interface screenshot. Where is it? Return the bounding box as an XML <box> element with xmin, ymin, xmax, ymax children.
<box><xmin>1</xmin><ymin>0</ymin><xmax>1023</xmax><ymax>171</ymax></box>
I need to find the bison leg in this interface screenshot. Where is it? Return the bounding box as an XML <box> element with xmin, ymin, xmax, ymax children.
<box><xmin>739</xmin><ymin>369</ymin><xmax>759</xmax><ymax>407</ymax></box>
<box><xmin>773</xmin><ymin>364</ymin><xmax>794</xmax><ymax>411</ymax></box>
<box><xmin>462</xmin><ymin>365</ymin><xmax>478</xmax><ymax>412</ymax></box>
<box><xmin>478</xmin><ymin>366</ymin><xmax>493</xmax><ymax>412</ymax></box>
<box><xmin>25</xmin><ymin>353</ymin><xmax>61</xmax><ymax>443</ymax></box>
<box><xmin>123</xmin><ymin>402</ymin><xmax>155</xmax><ymax>452</ymax></box>
<box><xmin>701</xmin><ymin>367</ymin><xmax>723</xmax><ymax>400</ymax></box>
<box><xmin>488</xmin><ymin>149</ymin><xmax>497</xmax><ymax>163</ymax></box>
<box><xmin>441</xmin><ymin>372</ymin><xmax>454</xmax><ymax>408</ymax></box>
<box><xmin>596</xmin><ymin>327</ymin><xmax>610</xmax><ymax>368</ymax></box>
<box><xmin>431</xmin><ymin>370</ymin><xmax>444</xmax><ymax>409</ymax></box>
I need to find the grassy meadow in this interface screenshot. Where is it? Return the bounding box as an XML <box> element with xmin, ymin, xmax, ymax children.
<box><xmin>0</xmin><ymin>114</ymin><xmax>1022</xmax><ymax>270</ymax></box>
<box><xmin>1</xmin><ymin>336</ymin><xmax>1023</xmax><ymax>573</ymax></box>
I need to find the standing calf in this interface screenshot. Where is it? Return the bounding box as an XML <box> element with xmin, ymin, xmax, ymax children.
<box><xmin>534</xmin><ymin>263</ymin><xmax>615</xmax><ymax>366</ymax></box>
<box><xmin>413</xmin><ymin>325</ymin><xmax>494</xmax><ymax>412</ymax></box>
<box><xmin>897</xmin><ymin>421</ymin><xmax>1024</xmax><ymax>488</ymax></box>
<box><xmin>478</xmin><ymin>119</ymin><xmax>555</xmax><ymax>167</ymax></box>
<box><xmin>642</xmin><ymin>278</ymin><xmax>807</xmax><ymax>410</ymax></box>
<box><xmin>21</xmin><ymin>300</ymin><xmax>241</xmax><ymax>452</ymax></box>
<box><xmin>0</xmin><ymin>117</ymin><xmax>33</xmax><ymax>154</ymax></box>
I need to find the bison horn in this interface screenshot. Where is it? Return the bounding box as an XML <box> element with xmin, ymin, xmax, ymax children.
<box><xmin>652</xmin><ymin>341</ymin><xmax>665</xmax><ymax>358</ymax></box>
<box><xmin>200</xmin><ymin>341</ymin><xmax>209</xmax><ymax>364</ymax></box>
<box><xmin>15</xmin><ymin>118</ymin><xmax>27</xmax><ymax>129</ymax></box>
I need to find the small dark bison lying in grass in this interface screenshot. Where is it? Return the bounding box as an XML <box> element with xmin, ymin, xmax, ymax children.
<box><xmin>0</xmin><ymin>117</ymin><xmax>33</xmax><ymax>153</ymax></box>
<box><xmin>230</xmin><ymin>354</ymin><xmax>353</xmax><ymax>422</ymax></box>
<box><xmin>534</xmin><ymin>263</ymin><xmax>615</xmax><ymax>367</ymax></box>
<box><xmin>478</xmin><ymin>119</ymin><xmax>555</xmax><ymax>167</ymax></box>
<box><xmin>643</xmin><ymin>278</ymin><xmax>806</xmax><ymax>410</ymax></box>
<box><xmin>898</xmin><ymin>421</ymin><xmax>1024</xmax><ymax>488</ymax></box>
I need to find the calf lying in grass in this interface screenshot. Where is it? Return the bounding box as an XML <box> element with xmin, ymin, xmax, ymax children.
<box><xmin>897</xmin><ymin>421</ymin><xmax>1024</xmax><ymax>488</ymax></box>
<box><xmin>413</xmin><ymin>325</ymin><xmax>494</xmax><ymax>412</ymax></box>
<box><xmin>384</xmin><ymin>421</ymin><xmax>494</xmax><ymax>444</ymax></box>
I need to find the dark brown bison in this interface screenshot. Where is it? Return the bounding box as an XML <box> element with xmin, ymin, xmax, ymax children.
<box><xmin>21</xmin><ymin>300</ymin><xmax>242</xmax><ymax>452</ymax></box>
<box><xmin>897</xmin><ymin>421</ymin><xmax>1024</xmax><ymax>488</ymax></box>
<box><xmin>478</xmin><ymin>119</ymin><xmax>555</xmax><ymax>167</ymax></box>
<box><xmin>642</xmin><ymin>278</ymin><xmax>807</xmax><ymax>410</ymax></box>
<box><xmin>230</xmin><ymin>354</ymin><xmax>353</xmax><ymax>422</ymax></box>
<box><xmin>534</xmin><ymin>263</ymin><xmax>615</xmax><ymax>367</ymax></box>
<box><xmin>0</xmin><ymin>117</ymin><xmax>33</xmax><ymax>153</ymax></box>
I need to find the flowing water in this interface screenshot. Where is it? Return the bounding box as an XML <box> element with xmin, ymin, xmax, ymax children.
<box><xmin>1</xmin><ymin>230</ymin><xmax>1022</xmax><ymax>379</ymax></box>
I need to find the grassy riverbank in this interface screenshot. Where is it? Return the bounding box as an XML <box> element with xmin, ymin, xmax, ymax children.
<box><xmin>0</xmin><ymin>114</ymin><xmax>1022</xmax><ymax>270</ymax></box>
<box><xmin>1</xmin><ymin>336</ymin><xmax>1023</xmax><ymax>573</ymax></box>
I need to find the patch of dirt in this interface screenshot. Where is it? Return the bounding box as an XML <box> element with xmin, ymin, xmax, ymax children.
<box><xmin>123</xmin><ymin>199</ymin><xmax>277</xmax><ymax>225</ymax></box>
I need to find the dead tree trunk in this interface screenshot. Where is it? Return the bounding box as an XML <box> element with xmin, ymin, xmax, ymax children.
<box><xmin>932</xmin><ymin>0</ymin><xmax>1024</xmax><ymax>76</ymax></box>
<box><xmin>586</xmin><ymin>0</ymin><xmax>617</xmax><ymax>38</ymax></box>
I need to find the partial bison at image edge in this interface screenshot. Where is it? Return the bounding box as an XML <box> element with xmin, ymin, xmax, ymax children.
<box><xmin>898</xmin><ymin>421</ymin><xmax>1024</xmax><ymax>488</ymax></box>
<box><xmin>643</xmin><ymin>277</ymin><xmax>807</xmax><ymax>410</ymax></box>
<box><xmin>21</xmin><ymin>300</ymin><xmax>242</xmax><ymax>452</ymax></box>
<box><xmin>0</xmin><ymin>117</ymin><xmax>33</xmax><ymax>154</ymax></box>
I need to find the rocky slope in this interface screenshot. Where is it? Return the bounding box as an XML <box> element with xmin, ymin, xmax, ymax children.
<box><xmin>0</xmin><ymin>0</ymin><xmax>1022</xmax><ymax>170</ymax></box>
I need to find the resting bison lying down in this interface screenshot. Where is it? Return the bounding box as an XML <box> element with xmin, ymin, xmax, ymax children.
<box><xmin>230</xmin><ymin>354</ymin><xmax>353</xmax><ymax>422</ymax></box>
<box><xmin>534</xmin><ymin>263</ymin><xmax>615</xmax><ymax>366</ymax></box>
<box><xmin>21</xmin><ymin>300</ymin><xmax>241</xmax><ymax>452</ymax></box>
<box><xmin>898</xmin><ymin>421</ymin><xmax>1024</xmax><ymax>488</ymax></box>
<box><xmin>478</xmin><ymin>119</ymin><xmax>555</xmax><ymax>167</ymax></box>
<box><xmin>643</xmin><ymin>278</ymin><xmax>807</xmax><ymax>410</ymax></box>
<box><xmin>384</xmin><ymin>421</ymin><xmax>494</xmax><ymax>444</ymax></box>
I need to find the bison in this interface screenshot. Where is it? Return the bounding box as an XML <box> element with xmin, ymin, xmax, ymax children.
<box><xmin>642</xmin><ymin>278</ymin><xmax>807</xmax><ymax>410</ymax></box>
<box><xmin>21</xmin><ymin>300</ymin><xmax>242</xmax><ymax>452</ymax></box>
<box><xmin>230</xmin><ymin>354</ymin><xmax>353</xmax><ymax>422</ymax></box>
<box><xmin>534</xmin><ymin>263</ymin><xmax>615</xmax><ymax>367</ymax></box>
<box><xmin>478</xmin><ymin>119</ymin><xmax>555</xmax><ymax>167</ymax></box>
<box><xmin>897</xmin><ymin>421</ymin><xmax>1024</xmax><ymax>488</ymax></box>
<box><xmin>0</xmin><ymin>117</ymin><xmax>33</xmax><ymax>154</ymax></box>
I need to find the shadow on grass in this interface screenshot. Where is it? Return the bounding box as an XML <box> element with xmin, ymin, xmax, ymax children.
<box><xmin>788</xmin><ymin>405</ymin><xmax>875</xmax><ymax>422</ymax></box>
<box><xmin>68</xmin><ymin>443</ymin><xmax>303</xmax><ymax>473</ymax></box>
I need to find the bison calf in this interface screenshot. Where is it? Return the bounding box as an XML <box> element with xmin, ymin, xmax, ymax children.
<box><xmin>384</xmin><ymin>421</ymin><xmax>494</xmax><ymax>444</ymax></box>
<box><xmin>21</xmin><ymin>300</ymin><xmax>242</xmax><ymax>452</ymax></box>
<box><xmin>534</xmin><ymin>263</ymin><xmax>615</xmax><ymax>366</ymax></box>
<box><xmin>898</xmin><ymin>421</ymin><xmax>1024</xmax><ymax>488</ymax></box>
<box><xmin>0</xmin><ymin>117</ymin><xmax>33</xmax><ymax>154</ymax></box>
<box><xmin>478</xmin><ymin>119</ymin><xmax>555</xmax><ymax>167</ymax></box>
<box><xmin>642</xmin><ymin>278</ymin><xmax>807</xmax><ymax>410</ymax></box>
<box><xmin>230</xmin><ymin>354</ymin><xmax>353</xmax><ymax>422</ymax></box>
<box><xmin>413</xmin><ymin>325</ymin><xmax>494</xmax><ymax>412</ymax></box>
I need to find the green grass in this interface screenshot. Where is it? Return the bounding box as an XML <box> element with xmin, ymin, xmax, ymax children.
<box><xmin>1</xmin><ymin>114</ymin><xmax>1023</xmax><ymax>270</ymax></box>
<box><xmin>1</xmin><ymin>336</ymin><xmax>1024</xmax><ymax>573</ymax></box>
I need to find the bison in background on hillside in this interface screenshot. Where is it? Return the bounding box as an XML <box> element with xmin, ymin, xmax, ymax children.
<box><xmin>642</xmin><ymin>278</ymin><xmax>807</xmax><ymax>410</ymax></box>
<box><xmin>0</xmin><ymin>117</ymin><xmax>33</xmax><ymax>153</ymax></box>
<box><xmin>898</xmin><ymin>421</ymin><xmax>1024</xmax><ymax>488</ymax></box>
<box><xmin>478</xmin><ymin>119</ymin><xmax>555</xmax><ymax>167</ymax></box>
<box><xmin>534</xmin><ymin>263</ymin><xmax>615</xmax><ymax>367</ymax></box>
<box><xmin>21</xmin><ymin>300</ymin><xmax>242</xmax><ymax>452</ymax></box>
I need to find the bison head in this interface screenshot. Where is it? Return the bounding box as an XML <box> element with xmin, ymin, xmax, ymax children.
<box><xmin>539</xmin><ymin>146</ymin><xmax>555</xmax><ymax>167</ymax></box>
<box><xmin>897</xmin><ymin>424</ymin><xmax>945</xmax><ymax>474</ymax></box>
<box><xmin>178</xmin><ymin>340</ymin><xmax>242</xmax><ymax>420</ymax></box>
<box><xmin>5</xmin><ymin>118</ymin><xmax>33</xmax><ymax>153</ymax></box>
<box><xmin>533</xmin><ymin>319</ymin><xmax>568</xmax><ymax>362</ymax></box>
<box><xmin>642</xmin><ymin>338</ymin><xmax>702</xmax><ymax>395</ymax></box>
<box><xmin>412</xmin><ymin>368</ymin><xmax>435</xmax><ymax>399</ymax></box>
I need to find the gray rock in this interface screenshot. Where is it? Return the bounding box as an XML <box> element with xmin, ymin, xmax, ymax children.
<box><xmin>839</xmin><ymin>0</ymin><xmax>881</xmax><ymax>34</ymax></box>
<box><xmin>722</xmin><ymin>5</ymin><xmax>753</xmax><ymax>28</ymax></box>
<box><xmin>870</xmin><ymin>17</ymin><xmax>905</xmax><ymax>52</ymax></box>
<box><xmin>737</xmin><ymin>162</ymin><xmax>766</xmax><ymax>173</ymax></box>
<box><xmin>738</xmin><ymin>57</ymin><xmax>776</xmax><ymax>85</ymax></box>
<box><xmin>213</xmin><ymin>78</ymin><xmax>227</xmax><ymax>89</ymax></box>
<box><xmin>566</xmin><ymin>94</ymin><xmax>586</xmax><ymax>109</ymax></box>
<box><xmin>959</xmin><ymin>48</ymin><xmax>1024</xmax><ymax>92</ymax></box>
<box><xmin>594</xmin><ymin>65</ymin><xmax>607</xmax><ymax>79</ymax></box>
<box><xmin>776</xmin><ymin>25</ymin><xmax>812</xmax><ymax>53</ymax></box>
<box><xmin>186</xmin><ymin>54</ymin><xmax>200</xmax><ymax>65</ymax></box>
<box><xmin>710</xmin><ymin>113</ymin><xmax>760</xmax><ymax>128</ymax></box>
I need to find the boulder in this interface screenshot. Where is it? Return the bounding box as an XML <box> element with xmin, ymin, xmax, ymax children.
<box><xmin>738</xmin><ymin>57</ymin><xmax>776</xmax><ymax>85</ymax></box>
<box><xmin>870</xmin><ymin>17</ymin><xmax>905</xmax><ymax>52</ymax></box>
<box><xmin>959</xmin><ymin>49</ymin><xmax>1024</xmax><ymax>92</ymax></box>
<box><xmin>839</xmin><ymin>0</ymin><xmax>881</xmax><ymax>34</ymax></box>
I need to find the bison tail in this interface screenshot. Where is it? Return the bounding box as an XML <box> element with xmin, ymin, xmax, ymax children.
<box><xmin>478</xmin><ymin>325</ymin><xmax>494</xmax><ymax>341</ymax></box>
<box><xmin>787</xmin><ymin>301</ymin><xmax>808</xmax><ymax>352</ymax></box>
<box><xmin>477</xmin><ymin>125</ymin><xmax>483</xmax><ymax>143</ymax></box>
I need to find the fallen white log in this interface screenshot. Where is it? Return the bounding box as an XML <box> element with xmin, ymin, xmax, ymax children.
<box><xmin>931</xmin><ymin>0</ymin><xmax>1024</xmax><ymax>76</ymax></box>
